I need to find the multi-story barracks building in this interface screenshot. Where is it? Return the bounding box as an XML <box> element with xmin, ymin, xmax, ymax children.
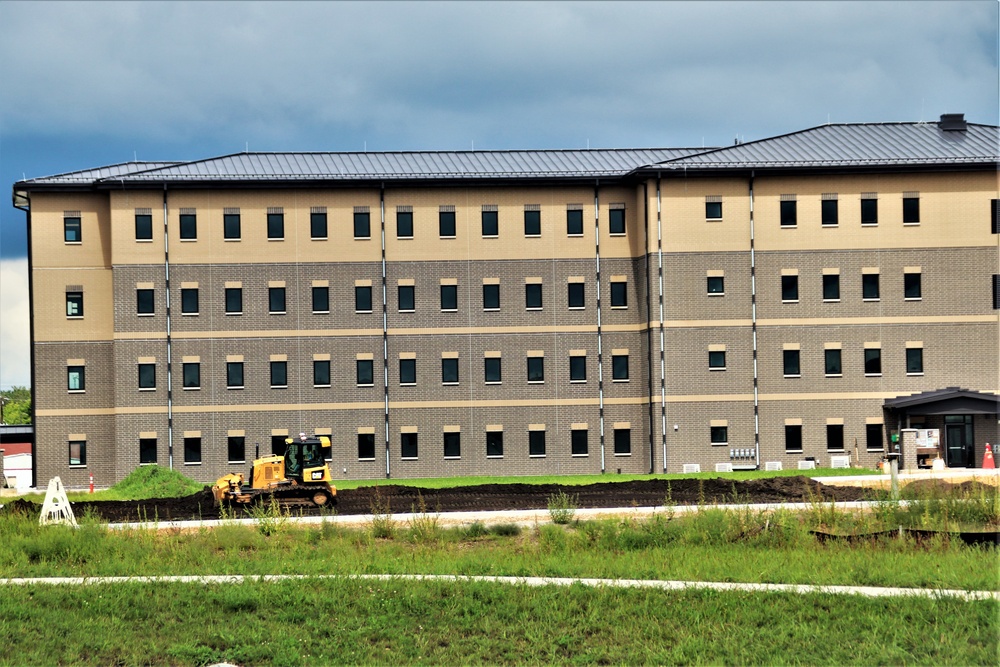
<box><xmin>11</xmin><ymin>114</ymin><xmax>999</xmax><ymax>487</ymax></box>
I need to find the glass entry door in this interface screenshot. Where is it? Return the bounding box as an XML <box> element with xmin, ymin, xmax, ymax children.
<box><xmin>944</xmin><ymin>416</ymin><xmax>974</xmax><ymax>468</ymax></box>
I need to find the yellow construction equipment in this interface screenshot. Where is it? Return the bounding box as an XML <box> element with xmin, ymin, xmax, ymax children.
<box><xmin>212</xmin><ymin>435</ymin><xmax>336</xmax><ymax>507</ymax></box>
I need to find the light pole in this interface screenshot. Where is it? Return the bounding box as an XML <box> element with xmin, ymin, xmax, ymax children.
<box><xmin>0</xmin><ymin>396</ymin><xmax>7</xmax><ymax>425</ymax></box>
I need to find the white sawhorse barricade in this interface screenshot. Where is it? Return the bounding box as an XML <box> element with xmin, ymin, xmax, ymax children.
<box><xmin>40</xmin><ymin>477</ymin><xmax>77</xmax><ymax>527</ymax></box>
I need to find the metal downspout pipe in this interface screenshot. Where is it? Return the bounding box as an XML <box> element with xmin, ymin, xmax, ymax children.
<box><xmin>380</xmin><ymin>186</ymin><xmax>390</xmax><ymax>478</ymax></box>
<box><xmin>163</xmin><ymin>187</ymin><xmax>174</xmax><ymax>470</ymax></box>
<box><xmin>749</xmin><ymin>173</ymin><xmax>760</xmax><ymax>466</ymax></box>
<box><xmin>594</xmin><ymin>182</ymin><xmax>605</xmax><ymax>473</ymax></box>
<box><xmin>656</xmin><ymin>174</ymin><xmax>666</xmax><ymax>472</ymax></box>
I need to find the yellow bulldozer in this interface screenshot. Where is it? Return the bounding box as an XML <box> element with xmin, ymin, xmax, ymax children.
<box><xmin>212</xmin><ymin>435</ymin><xmax>336</xmax><ymax>507</ymax></box>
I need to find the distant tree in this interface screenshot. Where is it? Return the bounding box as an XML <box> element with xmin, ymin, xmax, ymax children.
<box><xmin>0</xmin><ymin>386</ymin><xmax>31</xmax><ymax>424</ymax></box>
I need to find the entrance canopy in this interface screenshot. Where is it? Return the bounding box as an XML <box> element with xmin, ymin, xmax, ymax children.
<box><xmin>884</xmin><ymin>387</ymin><xmax>1000</xmax><ymax>417</ymax></box>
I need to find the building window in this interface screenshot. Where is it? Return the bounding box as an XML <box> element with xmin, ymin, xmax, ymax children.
<box><xmin>567</xmin><ymin>208</ymin><xmax>584</xmax><ymax>236</ymax></box>
<box><xmin>822</xmin><ymin>274</ymin><xmax>840</xmax><ymax>301</ymax></box>
<box><xmin>69</xmin><ymin>440</ymin><xmax>86</xmax><ymax>466</ymax></box>
<box><xmin>610</xmin><ymin>281</ymin><xmax>627</xmax><ymax>308</ymax></box>
<box><xmin>66</xmin><ymin>291</ymin><xmax>84</xmax><ymax>317</ymax></box>
<box><xmin>398</xmin><ymin>285</ymin><xmax>415</xmax><ymax>312</ymax></box>
<box><xmin>708</xmin><ymin>350</ymin><xmax>726</xmax><ymax>370</ymax></box>
<box><xmin>271</xmin><ymin>435</ymin><xmax>287</xmax><ymax>457</ymax></box>
<box><xmin>140</xmin><ymin>438</ymin><xmax>157</xmax><ymax>464</ymax></box>
<box><xmin>525</xmin><ymin>283</ymin><xmax>543</xmax><ymax>310</ymax></box>
<box><xmin>269</xmin><ymin>287</ymin><xmax>286</xmax><ymax>314</ymax></box>
<box><xmin>227</xmin><ymin>362</ymin><xmax>244</xmax><ymax>389</ymax></box>
<box><xmin>358</xmin><ymin>433</ymin><xmax>376</xmax><ymax>460</ymax></box>
<box><xmin>440</xmin><ymin>284</ymin><xmax>458</xmax><ymax>311</ymax></box>
<box><xmin>400</xmin><ymin>358</ymin><xmax>416</xmax><ymax>385</ymax></box>
<box><xmin>906</xmin><ymin>348</ymin><xmax>924</xmax><ymax>375</ymax></box>
<box><xmin>227</xmin><ymin>436</ymin><xmax>245</xmax><ymax>463</ymax></box>
<box><xmin>181</xmin><ymin>288</ymin><xmax>199</xmax><ymax>315</ymax></box>
<box><xmin>861</xmin><ymin>197</ymin><xmax>878</xmax><ymax>225</ymax></box>
<box><xmin>707</xmin><ymin>276</ymin><xmax>725</xmax><ymax>295</ymax></box>
<box><xmin>313</xmin><ymin>360</ymin><xmax>331</xmax><ymax>387</ymax></box>
<box><xmin>355</xmin><ymin>285</ymin><xmax>372</xmax><ymax>312</ymax></box>
<box><xmin>64</xmin><ymin>215</ymin><xmax>82</xmax><ymax>242</ymax></box>
<box><xmin>267</xmin><ymin>211</ymin><xmax>284</xmax><ymax>240</ymax></box>
<box><xmin>866</xmin><ymin>424</ymin><xmax>884</xmax><ymax>452</ymax></box>
<box><xmin>904</xmin><ymin>272</ymin><xmax>922</xmax><ymax>300</ymax></box>
<box><xmin>356</xmin><ymin>359</ymin><xmax>374</xmax><ymax>386</ymax></box>
<box><xmin>780</xmin><ymin>199</ymin><xmax>797</xmax><ymax>227</ymax></box>
<box><xmin>612</xmin><ymin>354</ymin><xmax>629</xmax><ymax>381</ymax></box>
<box><xmin>354</xmin><ymin>210</ymin><xmax>371</xmax><ymax>238</ymax></box>
<box><xmin>487</xmin><ymin>431</ymin><xmax>504</xmax><ymax>457</ymax></box>
<box><xmin>225</xmin><ymin>288</ymin><xmax>243</xmax><ymax>314</ymax></box>
<box><xmin>223</xmin><ymin>211</ymin><xmax>241</xmax><ymax>240</ymax></box>
<box><xmin>710</xmin><ymin>426</ymin><xmax>728</xmax><ymax>446</ymax></box>
<box><xmin>439</xmin><ymin>209</ymin><xmax>456</xmax><ymax>237</ymax></box>
<box><xmin>136</xmin><ymin>288</ymin><xmax>155</xmax><ymax>315</ymax></box>
<box><xmin>862</xmin><ymin>273</ymin><xmax>880</xmax><ymax>300</ymax></box>
<box><xmin>483</xmin><ymin>284</ymin><xmax>500</xmax><ymax>310</ymax></box>
<box><xmin>608</xmin><ymin>207</ymin><xmax>626</xmax><ymax>235</ymax></box>
<box><xmin>569</xmin><ymin>355</ymin><xmax>586</xmax><ymax>382</ymax></box>
<box><xmin>442</xmin><ymin>358</ymin><xmax>459</xmax><ymax>384</ymax></box>
<box><xmin>864</xmin><ymin>348</ymin><xmax>882</xmax><ymax>375</ymax></box>
<box><xmin>524</xmin><ymin>208</ymin><xmax>541</xmax><ymax>236</ymax></box>
<box><xmin>571</xmin><ymin>428</ymin><xmax>588</xmax><ymax>456</ymax></box>
<box><xmin>401</xmin><ymin>432</ymin><xmax>418</xmax><ymax>459</ymax></box>
<box><xmin>826</xmin><ymin>424</ymin><xmax>844</xmax><ymax>451</ymax></box>
<box><xmin>182</xmin><ymin>362</ymin><xmax>200</xmax><ymax>389</ymax></box>
<box><xmin>902</xmin><ymin>196</ymin><xmax>920</xmax><ymax>224</ymax></box>
<box><xmin>184</xmin><ymin>437</ymin><xmax>202</xmax><ymax>464</ymax></box>
<box><xmin>68</xmin><ymin>365</ymin><xmax>85</xmax><ymax>391</ymax></box>
<box><xmin>444</xmin><ymin>431</ymin><xmax>461</xmax><ymax>458</ymax></box>
<box><xmin>785</xmin><ymin>425</ymin><xmax>802</xmax><ymax>452</ymax></box>
<box><xmin>179</xmin><ymin>212</ymin><xmax>197</xmax><ymax>240</ymax></box>
<box><xmin>481</xmin><ymin>208</ymin><xmax>498</xmax><ymax>237</ymax></box>
<box><xmin>705</xmin><ymin>199</ymin><xmax>722</xmax><ymax>220</ymax></box>
<box><xmin>527</xmin><ymin>356</ymin><xmax>544</xmax><ymax>383</ymax></box>
<box><xmin>529</xmin><ymin>430</ymin><xmax>546</xmax><ymax>457</ymax></box>
<box><xmin>614</xmin><ymin>428</ymin><xmax>631</xmax><ymax>454</ymax></box>
<box><xmin>821</xmin><ymin>197</ymin><xmax>838</xmax><ymax>226</ymax></box>
<box><xmin>138</xmin><ymin>363</ymin><xmax>156</xmax><ymax>390</ymax></box>
<box><xmin>825</xmin><ymin>349</ymin><xmax>842</xmax><ymax>376</ymax></box>
<box><xmin>995</xmin><ymin>275</ymin><xmax>1000</xmax><ymax>309</ymax></box>
<box><xmin>270</xmin><ymin>361</ymin><xmax>287</xmax><ymax>388</ymax></box>
<box><xmin>135</xmin><ymin>212</ymin><xmax>153</xmax><ymax>241</ymax></box>
<box><xmin>397</xmin><ymin>209</ymin><xmax>414</xmax><ymax>238</ymax></box>
<box><xmin>992</xmin><ymin>200</ymin><xmax>999</xmax><ymax>234</ymax></box>
<box><xmin>311</xmin><ymin>211</ymin><xmax>328</xmax><ymax>239</ymax></box>
<box><xmin>781</xmin><ymin>275</ymin><xmax>799</xmax><ymax>302</ymax></box>
<box><xmin>312</xmin><ymin>286</ymin><xmax>329</xmax><ymax>313</ymax></box>
<box><xmin>485</xmin><ymin>357</ymin><xmax>502</xmax><ymax>384</ymax></box>
<box><xmin>783</xmin><ymin>350</ymin><xmax>801</xmax><ymax>377</ymax></box>
<box><xmin>568</xmin><ymin>282</ymin><xmax>585</xmax><ymax>308</ymax></box>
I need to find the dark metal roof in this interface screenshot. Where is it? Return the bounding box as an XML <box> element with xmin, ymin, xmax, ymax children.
<box><xmin>884</xmin><ymin>387</ymin><xmax>1000</xmax><ymax>415</ymax></box>
<box><xmin>652</xmin><ymin>122</ymin><xmax>999</xmax><ymax>170</ymax></box>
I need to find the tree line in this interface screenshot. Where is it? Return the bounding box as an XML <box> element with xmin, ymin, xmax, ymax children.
<box><xmin>1</xmin><ymin>387</ymin><xmax>30</xmax><ymax>424</ymax></box>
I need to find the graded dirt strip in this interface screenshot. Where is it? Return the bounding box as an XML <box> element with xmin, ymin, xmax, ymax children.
<box><xmin>0</xmin><ymin>574</ymin><xmax>995</xmax><ymax>601</ymax></box>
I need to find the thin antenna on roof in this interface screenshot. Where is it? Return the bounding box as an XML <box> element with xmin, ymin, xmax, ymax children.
<box><xmin>245</xmin><ymin>142</ymin><xmax>249</xmax><ymax>153</ymax></box>
<box><xmin>134</xmin><ymin>150</ymin><xmax>137</xmax><ymax>162</ymax></box>
<box><xmin>471</xmin><ymin>140</ymin><xmax>474</xmax><ymax>150</ymax></box>
<box><xmin>587</xmin><ymin>139</ymin><xmax>590</xmax><ymax>149</ymax></box>
<box><xmin>364</xmin><ymin>141</ymin><xmax>367</xmax><ymax>152</ymax></box>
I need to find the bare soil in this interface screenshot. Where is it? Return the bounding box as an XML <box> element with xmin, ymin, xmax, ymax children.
<box><xmin>5</xmin><ymin>476</ymin><xmax>879</xmax><ymax>524</ymax></box>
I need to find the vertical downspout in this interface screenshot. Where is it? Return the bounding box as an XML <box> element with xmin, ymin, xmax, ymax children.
<box><xmin>594</xmin><ymin>182</ymin><xmax>605</xmax><ymax>473</ymax></box>
<box><xmin>656</xmin><ymin>174</ymin><xmax>666</xmax><ymax>472</ymax></box>
<box><xmin>380</xmin><ymin>185</ymin><xmax>390</xmax><ymax>478</ymax></box>
<box><xmin>748</xmin><ymin>172</ymin><xmax>759</xmax><ymax>466</ymax></box>
<box><xmin>163</xmin><ymin>187</ymin><xmax>174</xmax><ymax>470</ymax></box>
<box><xmin>16</xmin><ymin>195</ymin><xmax>38</xmax><ymax>488</ymax></box>
<box><xmin>643</xmin><ymin>181</ymin><xmax>654</xmax><ymax>474</ymax></box>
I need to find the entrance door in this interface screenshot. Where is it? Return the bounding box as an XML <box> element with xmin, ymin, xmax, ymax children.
<box><xmin>944</xmin><ymin>416</ymin><xmax>974</xmax><ymax>467</ymax></box>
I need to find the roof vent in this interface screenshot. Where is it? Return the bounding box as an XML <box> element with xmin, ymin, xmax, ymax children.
<box><xmin>939</xmin><ymin>113</ymin><xmax>967</xmax><ymax>131</ymax></box>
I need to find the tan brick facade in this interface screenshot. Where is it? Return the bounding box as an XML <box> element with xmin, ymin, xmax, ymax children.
<box><xmin>16</xmin><ymin>126</ymin><xmax>999</xmax><ymax>486</ymax></box>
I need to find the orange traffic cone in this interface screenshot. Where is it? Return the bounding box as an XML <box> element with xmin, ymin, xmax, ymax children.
<box><xmin>983</xmin><ymin>443</ymin><xmax>995</xmax><ymax>470</ymax></box>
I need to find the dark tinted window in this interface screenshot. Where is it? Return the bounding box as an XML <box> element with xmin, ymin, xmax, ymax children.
<box><xmin>397</xmin><ymin>211</ymin><xmax>413</xmax><ymax>238</ymax></box>
<box><xmin>267</xmin><ymin>212</ymin><xmax>284</xmax><ymax>239</ymax></box>
<box><xmin>821</xmin><ymin>199</ymin><xmax>838</xmax><ymax>226</ymax></box>
<box><xmin>398</xmin><ymin>285</ymin><xmax>415</xmax><ymax>311</ymax></box>
<box><xmin>440</xmin><ymin>284</ymin><xmax>458</xmax><ymax>310</ymax></box>
<box><xmin>179</xmin><ymin>213</ymin><xmax>197</xmax><ymax>239</ymax></box>
<box><xmin>223</xmin><ymin>213</ymin><xmax>241</xmax><ymax>239</ymax></box>
<box><xmin>354</xmin><ymin>211</ymin><xmax>370</xmax><ymax>238</ymax></box>
<box><xmin>608</xmin><ymin>208</ymin><xmax>625</xmax><ymax>234</ymax></box>
<box><xmin>481</xmin><ymin>210</ymin><xmax>498</xmax><ymax>236</ymax></box>
<box><xmin>137</xmin><ymin>288</ymin><xmax>155</xmax><ymax>315</ymax></box>
<box><xmin>567</xmin><ymin>209</ymin><xmax>584</xmax><ymax>235</ymax></box>
<box><xmin>311</xmin><ymin>212</ymin><xmax>328</xmax><ymax>239</ymax></box>
<box><xmin>135</xmin><ymin>214</ymin><xmax>153</xmax><ymax>240</ymax></box>
<box><xmin>861</xmin><ymin>199</ymin><xmax>878</xmax><ymax>225</ymax></box>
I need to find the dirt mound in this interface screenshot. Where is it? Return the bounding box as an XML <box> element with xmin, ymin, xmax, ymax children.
<box><xmin>900</xmin><ymin>478</ymin><xmax>997</xmax><ymax>498</ymax></box>
<box><xmin>1</xmin><ymin>498</ymin><xmax>40</xmax><ymax>518</ymax></box>
<box><xmin>66</xmin><ymin>476</ymin><xmax>875</xmax><ymax>524</ymax></box>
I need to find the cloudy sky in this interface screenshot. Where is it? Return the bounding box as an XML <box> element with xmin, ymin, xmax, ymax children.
<box><xmin>0</xmin><ymin>0</ymin><xmax>997</xmax><ymax>389</ymax></box>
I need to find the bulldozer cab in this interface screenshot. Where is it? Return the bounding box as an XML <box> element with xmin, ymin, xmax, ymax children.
<box><xmin>283</xmin><ymin>436</ymin><xmax>332</xmax><ymax>483</ymax></box>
